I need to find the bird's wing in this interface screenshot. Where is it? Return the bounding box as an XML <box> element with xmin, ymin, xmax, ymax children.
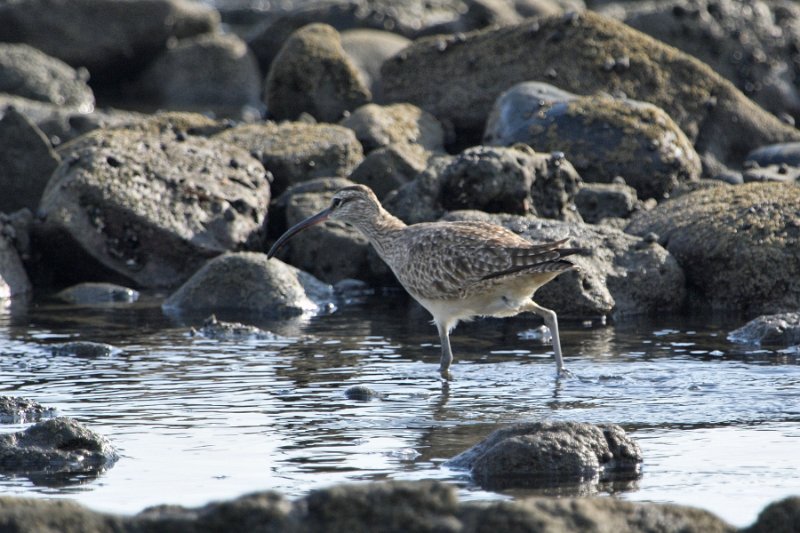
<box><xmin>394</xmin><ymin>221</ymin><xmax>572</xmax><ymax>300</ymax></box>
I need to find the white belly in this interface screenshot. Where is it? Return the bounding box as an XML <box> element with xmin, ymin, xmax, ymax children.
<box><xmin>414</xmin><ymin>283</ymin><xmax>535</xmax><ymax>331</ymax></box>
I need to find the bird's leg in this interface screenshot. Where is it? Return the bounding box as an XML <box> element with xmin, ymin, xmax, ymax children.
<box><xmin>437</xmin><ymin>321</ymin><xmax>454</xmax><ymax>376</ymax></box>
<box><xmin>522</xmin><ymin>301</ymin><xmax>569</xmax><ymax>376</ymax></box>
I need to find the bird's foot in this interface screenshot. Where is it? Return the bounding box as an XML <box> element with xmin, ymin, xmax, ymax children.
<box><xmin>439</xmin><ymin>366</ymin><xmax>454</xmax><ymax>381</ymax></box>
<box><xmin>556</xmin><ymin>367</ymin><xmax>574</xmax><ymax>379</ymax></box>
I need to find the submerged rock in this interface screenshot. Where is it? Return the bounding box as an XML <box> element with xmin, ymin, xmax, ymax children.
<box><xmin>162</xmin><ymin>252</ymin><xmax>333</xmax><ymax>317</ymax></box>
<box><xmin>626</xmin><ymin>182</ymin><xmax>800</xmax><ymax>313</ymax></box>
<box><xmin>55</xmin><ymin>282</ymin><xmax>139</xmax><ymax>304</ymax></box>
<box><xmin>265</xmin><ymin>23</ymin><xmax>370</xmax><ymax>123</ymax></box>
<box><xmin>0</xmin><ymin>417</ymin><xmax>118</xmax><ymax>475</ymax></box>
<box><xmin>446</xmin><ymin>422</ymin><xmax>642</xmax><ymax>490</ymax></box>
<box><xmin>0</xmin><ymin>397</ymin><xmax>56</xmax><ymax>424</ymax></box>
<box><xmin>50</xmin><ymin>341</ymin><xmax>115</xmax><ymax>358</ymax></box>
<box><xmin>190</xmin><ymin>314</ymin><xmax>277</xmax><ymax>341</ymax></box>
<box><xmin>728</xmin><ymin>313</ymin><xmax>800</xmax><ymax>347</ymax></box>
<box><xmin>344</xmin><ymin>385</ymin><xmax>382</xmax><ymax>401</ymax></box>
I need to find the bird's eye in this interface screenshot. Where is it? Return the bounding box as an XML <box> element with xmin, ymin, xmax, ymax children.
<box><xmin>332</xmin><ymin>197</ymin><xmax>343</xmax><ymax>208</ymax></box>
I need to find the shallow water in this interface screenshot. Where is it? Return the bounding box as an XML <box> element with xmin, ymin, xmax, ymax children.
<box><xmin>1</xmin><ymin>293</ymin><xmax>798</xmax><ymax>527</ymax></box>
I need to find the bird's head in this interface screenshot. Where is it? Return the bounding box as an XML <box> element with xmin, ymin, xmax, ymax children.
<box><xmin>267</xmin><ymin>185</ymin><xmax>381</xmax><ymax>258</ymax></box>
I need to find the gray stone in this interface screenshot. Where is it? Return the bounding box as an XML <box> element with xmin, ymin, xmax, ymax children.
<box><xmin>447</xmin><ymin>422</ymin><xmax>642</xmax><ymax>490</ymax></box>
<box><xmin>746</xmin><ymin>142</ymin><xmax>800</xmax><ymax>168</ymax></box>
<box><xmin>0</xmin><ymin>43</ymin><xmax>94</xmax><ymax>110</ymax></box>
<box><xmin>484</xmin><ymin>82</ymin><xmax>701</xmax><ymax>199</ymax></box>
<box><xmin>0</xmin><ymin>0</ymin><xmax>219</xmax><ymax>79</ymax></box>
<box><xmin>269</xmin><ymin>177</ymin><xmax>356</xmax><ymax>238</ymax></box>
<box><xmin>575</xmin><ymin>182</ymin><xmax>641</xmax><ymax>224</ymax></box>
<box><xmin>742</xmin><ymin>165</ymin><xmax>800</xmax><ymax>184</ymax></box>
<box><xmin>38</xmin><ymin>125</ymin><xmax>269</xmax><ymax>289</ymax></box>
<box><xmin>443</xmin><ymin>210</ymin><xmax>686</xmax><ymax>317</ymax></box>
<box><xmin>439</xmin><ymin>145</ymin><xmax>583</xmax><ymax>221</ymax></box>
<box><xmin>746</xmin><ymin>496</ymin><xmax>800</xmax><ymax>533</ymax></box>
<box><xmin>129</xmin><ymin>33</ymin><xmax>262</xmax><ymax>117</ymax></box>
<box><xmin>728</xmin><ymin>313</ymin><xmax>800</xmax><ymax>347</ymax></box>
<box><xmin>265</xmin><ymin>23</ymin><xmax>370</xmax><ymax>123</ymax></box>
<box><xmin>0</xmin><ymin>417</ymin><xmax>118</xmax><ymax>475</ymax></box>
<box><xmin>340</xmin><ymin>103</ymin><xmax>445</xmax><ymax>153</ymax></box>
<box><xmin>626</xmin><ymin>182</ymin><xmax>800</xmax><ymax>313</ymax></box>
<box><xmin>50</xmin><ymin>342</ymin><xmax>115</xmax><ymax>358</ymax></box>
<box><xmin>0</xmin><ymin>107</ymin><xmax>60</xmax><ymax>213</ymax></box>
<box><xmin>381</xmin><ymin>11</ymin><xmax>800</xmax><ymax>163</ymax></box>
<box><xmin>0</xmin><ymin>397</ymin><xmax>56</xmax><ymax>424</ymax></box>
<box><xmin>214</xmin><ymin>121</ymin><xmax>363</xmax><ymax>196</ymax></box>
<box><xmin>55</xmin><ymin>282</ymin><xmax>140</xmax><ymax>304</ymax></box>
<box><xmin>162</xmin><ymin>252</ymin><xmax>332</xmax><ymax>317</ymax></box>
<box><xmin>614</xmin><ymin>0</ymin><xmax>800</xmax><ymax>125</ymax></box>
<box><xmin>340</xmin><ymin>29</ymin><xmax>412</xmax><ymax>101</ymax></box>
<box><xmin>349</xmin><ymin>144</ymin><xmax>430</xmax><ymax>199</ymax></box>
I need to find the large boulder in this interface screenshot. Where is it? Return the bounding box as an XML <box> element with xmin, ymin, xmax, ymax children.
<box><xmin>484</xmin><ymin>82</ymin><xmax>702</xmax><ymax>199</ymax></box>
<box><xmin>626</xmin><ymin>182</ymin><xmax>800</xmax><ymax>313</ymax></box>
<box><xmin>214</xmin><ymin>121</ymin><xmax>363</xmax><ymax>196</ymax></box>
<box><xmin>0</xmin><ymin>107</ymin><xmax>60</xmax><ymax>213</ymax></box>
<box><xmin>447</xmin><ymin>422</ymin><xmax>642</xmax><ymax>490</ymax></box>
<box><xmin>381</xmin><ymin>11</ymin><xmax>800</xmax><ymax>164</ymax></box>
<box><xmin>611</xmin><ymin>0</ymin><xmax>800</xmax><ymax>123</ymax></box>
<box><xmin>128</xmin><ymin>33</ymin><xmax>262</xmax><ymax>116</ymax></box>
<box><xmin>340</xmin><ymin>103</ymin><xmax>445</xmax><ymax>153</ymax></box>
<box><xmin>0</xmin><ymin>397</ymin><xmax>56</xmax><ymax>424</ymax></box>
<box><xmin>265</xmin><ymin>23</ymin><xmax>371</xmax><ymax>123</ymax></box>
<box><xmin>0</xmin><ymin>418</ymin><xmax>118</xmax><ymax>476</ymax></box>
<box><xmin>0</xmin><ymin>0</ymin><xmax>219</xmax><ymax>81</ymax></box>
<box><xmin>340</xmin><ymin>29</ymin><xmax>412</xmax><ymax>101</ymax></box>
<box><xmin>0</xmin><ymin>43</ymin><xmax>94</xmax><ymax>110</ymax></box>
<box><xmin>728</xmin><ymin>313</ymin><xmax>800</xmax><ymax>347</ymax></box>
<box><xmin>443</xmin><ymin>210</ymin><xmax>686</xmax><ymax>317</ymax></box>
<box><xmin>162</xmin><ymin>252</ymin><xmax>333</xmax><ymax>317</ymax></box>
<box><xmin>37</xmin><ymin>125</ymin><xmax>270</xmax><ymax>288</ymax></box>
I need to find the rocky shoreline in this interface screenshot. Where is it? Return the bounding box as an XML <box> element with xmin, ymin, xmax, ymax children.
<box><xmin>1</xmin><ymin>0</ymin><xmax>799</xmax><ymax>530</ymax></box>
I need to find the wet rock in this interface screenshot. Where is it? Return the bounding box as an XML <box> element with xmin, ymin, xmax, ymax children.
<box><xmin>575</xmin><ymin>182</ymin><xmax>641</xmax><ymax>224</ymax></box>
<box><xmin>162</xmin><ymin>252</ymin><xmax>333</xmax><ymax>317</ymax></box>
<box><xmin>0</xmin><ymin>479</ymin><xmax>747</xmax><ymax>533</ymax></box>
<box><xmin>344</xmin><ymin>385</ymin><xmax>382</xmax><ymax>401</ymax></box>
<box><xmin>443</xmin><ymin>210</ymin><xmax>686</xmax><ymax>317</ymax></box>
<box><xmin>440</xmin><ymin>145</ymin><xmax>583</xmax><ymax>221</ymax></box>
<box><xmin>746</xmin><ymin>142</ymin><xmax>800</xmax><ymax>168</ymax></box>
<box><xmin>746</xmin><ymin>496</ymin><xmax>800</xmax><ymax>533</ymax></box>
<box><xmin>50</xmin><ymin>341</ymin><xmax>115</xmax><ymax>358</ymax></box>
<box><xmin>214</xmin><ymin>121</ymin><xmax>363</xmax><ymax>196</ymax></box>
<box><xmin>190</xmin><ymin>314</ymin><xmax>277</xmax><ymax>341</ymax></box>
<box><xmin>381</xmin><ymin>11</ymin><xmax>800</xmax><ymax>162</ymax></box>
<box><xmin>447</xmin><ymin>422</ymin><xmax>642</xmax><ymax>490</ymax></box>
<box><xmin>55</xmin><ymin>282</ymin><xmax>140</xmax><ymax>304</ymax></box>
<box><xmin>273</xmin><ymin>188</ymin><xmax>372</xmax><ymax>284</ymax></box>
<box><xmin>0</xmin><ymin>43</ymin><xmax>94</xmax><ymax>110</ymax></box>
<box><xmin>349</xmin><ymin>144</ymin><xmax>430</xmax><ymax>200</ymax></box>
<box><xmin>614</xmin><ymin>0</ymin><xmax>800</xmax><ymax>124</ymax></box>
<box><xmin>340</xmin><ymin>29</ymin><xmax>412</xmax><ymax>101</ymax></box>
<box><xmin>728</xmin><ymin>313</ymin><xmax>800</xmax><ymax>347</ymax></box>
<box><xmin>0</xmin><ymin>0</ymin><xmax>219</xmax><ymax>82</ymax></box>
<box><xmin>0</xmin><ymin>417</ymin><xmax>118</xmax><ymax>475</ymax></box>
<box><xmin>129</xmin><ymin>33</ymin><xmax>262</xmax><ymax>117</ymax></box>
<box><xmin>0</xmin><ymin>107</ymin><xmax>60</xmax><ymax>213</ymax></box>
<box><xmin>340</xmin><ymin>103</ymin><xmax>445</xmax><ymax>153</ymax></box>
<box><xmin>742</xmin><ymin>165</ymin><xmax>800</xmax><ymax>184</ymax></box>
<box><xmin>484</xmin><ymin>82</ymin><xmax>701</xmax><ymax>199</ymax></box>
<box><xmin>0</xmin><ymin>221</ymin><xmax>31</xmax><ymax>299</ymax></box>
<box><xmin>37</xmin><ymin>125</ymin><xmax>270</xmax><ymax>289</ymax></box>
<box><xmin>0</xmin><ymin>397</ymin><xmax>56</xmax><ymax>424</ymax></box>
<box><xmin>265</xmin><ymin>23</ymin><xmax>371</xmax><ymax>123</ymax></box>
<box><xmin>626</xmin><ymin>182</ymin><xmax>800</xmax><ymax>313</ymax></box>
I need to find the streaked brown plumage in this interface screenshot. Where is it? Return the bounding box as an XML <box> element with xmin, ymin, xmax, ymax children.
<box><xmin>268</xmin><ymin>184</ymin><xmax>575</xmax><ymax>376</ymax></box>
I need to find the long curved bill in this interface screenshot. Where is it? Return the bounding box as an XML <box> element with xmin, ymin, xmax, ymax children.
<box><xmin>267</xmin><ymin>206</ymin><xmax>333</xmax><ymax>259</ymax></box>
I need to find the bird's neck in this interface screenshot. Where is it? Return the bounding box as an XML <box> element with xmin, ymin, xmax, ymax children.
<box><xmin>355</xmin><ymin>208</ymin><xmax>407</xmax><ymax>256</ymax></box>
